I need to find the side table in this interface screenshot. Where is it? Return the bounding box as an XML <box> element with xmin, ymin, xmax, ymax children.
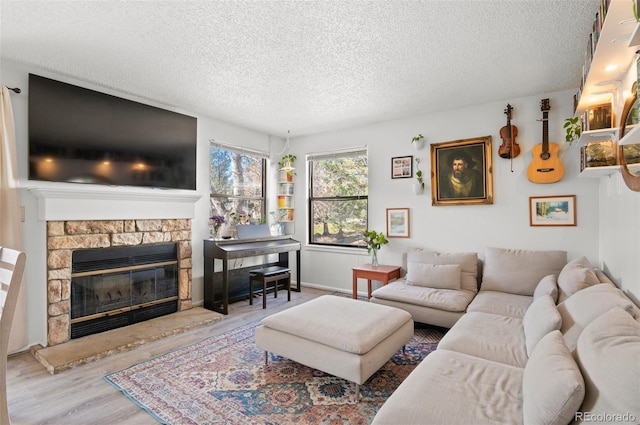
<box><xmin>352</xmin><ymin>264</ymin><xmax>401</xmax><ymax>299</ymax></box>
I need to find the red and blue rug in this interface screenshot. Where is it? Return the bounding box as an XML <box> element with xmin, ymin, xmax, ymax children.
<box><xmin>105</xmin><ymin>320</ymin><xmax>443</xmax><ymax>424</ymax></box>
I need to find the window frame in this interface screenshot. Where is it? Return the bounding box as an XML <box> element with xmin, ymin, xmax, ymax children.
<box><xmin>209</xmin><ymin>141</ymin><xmax>268</xmax><ymax>233</ymax></box>
<box><xmin>307</xmin><ymin>147</ymin><xmax>368</xmax><ymax>249</ymax></box>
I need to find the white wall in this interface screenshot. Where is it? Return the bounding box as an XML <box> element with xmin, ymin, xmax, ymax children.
<box><xmin>286</xmin><ymin>89</ymin><xmax>617</xmax><ymax>297</ymax></box>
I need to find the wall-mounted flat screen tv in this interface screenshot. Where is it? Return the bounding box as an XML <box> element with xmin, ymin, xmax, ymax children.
<box><xmin>28</xmin><ymin>74</ymin><xmax>197</xmax><ymax>190</ymax></box>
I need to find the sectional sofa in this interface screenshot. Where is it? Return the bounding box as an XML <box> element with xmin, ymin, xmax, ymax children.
<box><xmin>370</xmin><ymin>247</ymin><xmax>640</xmax><ymax>425</ymax></box>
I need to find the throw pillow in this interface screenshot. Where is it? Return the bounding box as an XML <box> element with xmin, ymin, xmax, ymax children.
<box><xmin>523</xmin><ymin>330</ymin><xmax>585</xmax><ymax>425</ymax></box>
<box><xmin>557</xmin><ymin>256</ymin><xmax>600</xmax><ymax>303</ymax></box>
<box><xmin>574</xmin><ymin>307</ymin><xmax>640</xmax><ymax>421</ymax></box>
<box><xmin>523</xmin><ymin>294</ymin><xmax>562</xmax><ymax>357</ymax></box>
<box><xmin>481</xmin><ymin>247</ymin><xmax>567</xmax><ymax>296</ymax></box>
<box><xmin>406</xmin><ymin>263</ymin><xmax>461</xmax><ymax>290</ymax></box>
<box><xmin>557</xmin><ymin>283</ymin><xmax>636</xmax><ymax>352</ymax></box>
<box><xmin>406</xmin><ymin>249</ymin><xmax>478</xmax><ymax>293</ymax></box>
<box><xmin>533</xmin><ymin>274</ymin><xmax>559</xmax><ymax>303</ymax></box>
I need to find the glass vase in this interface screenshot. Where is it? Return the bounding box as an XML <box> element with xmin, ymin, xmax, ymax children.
<box><xmin>371</xmin><ymin>249</ymin><xmax>379</xmax><ymax>267</ymax></box>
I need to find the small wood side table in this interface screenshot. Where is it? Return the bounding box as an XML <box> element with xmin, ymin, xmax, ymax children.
<box><xmin>352</xmin><ymin>264</ymin><xmax>401</xmax><ymax>299</ymax></box>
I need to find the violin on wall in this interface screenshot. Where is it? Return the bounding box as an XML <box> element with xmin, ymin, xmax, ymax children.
<box><xmin>498</xmin><ymin>104</ymin><xmax>520</xmax><ymax>171</ymax></box>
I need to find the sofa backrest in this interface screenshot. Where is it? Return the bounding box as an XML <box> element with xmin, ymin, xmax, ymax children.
<box><xmin>481</xmin><ymin>247</ymin><xmax>567</xmax><ymax>296</ymax></box>
<box><xmin>406</xmin><ymin>248</ymin><xmax>479</xmax><ymax>293</ymax></box>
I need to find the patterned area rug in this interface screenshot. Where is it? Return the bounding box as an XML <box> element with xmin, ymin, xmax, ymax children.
<box><xmin>105</xmin><ymin>320</ymin><xmax>444</xmax><ymax>424</ymax></box>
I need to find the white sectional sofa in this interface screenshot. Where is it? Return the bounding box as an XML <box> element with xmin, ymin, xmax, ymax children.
<box><xmin>371</xmin><ymin>247</ymin><xmax>640</xmax><ymax>425</ymax></box>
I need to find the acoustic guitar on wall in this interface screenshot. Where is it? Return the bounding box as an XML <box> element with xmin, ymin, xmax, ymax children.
<box><xmin>527</xmin><ymin>98</ymin><xmax>565</xmax><ymax>183</ymax></box>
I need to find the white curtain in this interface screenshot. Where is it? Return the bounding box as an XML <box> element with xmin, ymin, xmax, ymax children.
<box><xmin>0</xmin><ymin>87</ymin><xmax>26</xmax><ymax>352</ymax></box>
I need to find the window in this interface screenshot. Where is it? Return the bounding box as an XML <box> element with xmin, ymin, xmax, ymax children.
<box><xmin>308</xmin><ymin>147</ymin><xmax>368</xmax><ymax>247</ymax></box>
<box><xmin>209</xmin><ymin>142</ymin><xmax>267</xmax><ymax>236</ymax></box>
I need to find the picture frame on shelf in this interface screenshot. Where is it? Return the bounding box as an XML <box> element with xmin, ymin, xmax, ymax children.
<box><xmin>386</xmin><ymin>208</ymin><xmax>410</xmax><ymax>238</ymax></box>
<box><xmin>586</xmin><ymin>102</ymin><xmax>614</xmax><ymax>130</ymax></box>
<box><xmin>430</xmin><ymin>135</ymin><xmax>493</xmax><ymax>206</ymax></box>
<box><xmin>391</xmin><ymin>156</ymin><xmax>413</xmax><ymax>179</ymax></box>
<box><xmin>529</xmin><ymin>195</ymin><xmax>576</xmax><ymax>227</ymax></box>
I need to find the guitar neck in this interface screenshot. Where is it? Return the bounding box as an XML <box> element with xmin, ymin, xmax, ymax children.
<box><xmin>542</xmin><ymin>111</ymin><xmax>549</xmax><ymax>152</ymax></box>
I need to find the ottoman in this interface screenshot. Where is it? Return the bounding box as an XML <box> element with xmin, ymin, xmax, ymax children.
<box><xmin>255</xmin><ymin>295</ymin><xmax>414</xmax><ymax>400</ymax></box>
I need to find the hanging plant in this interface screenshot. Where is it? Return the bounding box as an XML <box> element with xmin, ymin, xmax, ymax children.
<box><xmin>415</xmin><ymin>157</ymin><xmax>425</xmax><ymax>192</ymax></box>
<box><xmin>563</xmin><ymin>117</ymin><xmax>582</xmax><ymax>145</ymax></box>
<box><xmin>411</xmin><ymin>134</ymin><xmax>425</xmax><ymax>149</ymax></box>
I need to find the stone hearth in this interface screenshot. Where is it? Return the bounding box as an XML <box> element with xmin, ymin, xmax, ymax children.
<box><xmin>46</xmin><ymin>219</ymin><xmax>192</xmax><ymax>346</ymax></box>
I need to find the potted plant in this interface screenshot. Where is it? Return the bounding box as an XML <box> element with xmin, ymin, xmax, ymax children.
<box><xmin>411</xmin><ymin>134</ymin><xmax>425</xmax><ymax>149</ymax></box>
<box><xmin>414</xmin><ymin>157</ymin><xmax>425</xmax><ymax>194</ymax></box>
<box><xmin>209</xmin><ymin>214</ymin><xmax>225</xmax><ymax>239</ymax></box>
<box><xmin>363</xmin><ymin>229</ymin><xmax>389</xmax><ymax>267</ymax></box>
<box><xmin>278</xmin><ymin>154</ymin><xmax>297</xmax><ymax>180</ymax></box>
<box><xmin>278</xmin><ymin>154</ymin><xmax>297</xmax><ymax>170</ymax></box>
<box><xmin>563</xmin><ymin>116</ymin><xmax>582</xmax><ymax>145</ymax></box>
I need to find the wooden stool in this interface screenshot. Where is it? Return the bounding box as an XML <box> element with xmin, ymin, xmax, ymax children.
<box><xmin>249</xmin><ymin>266</ymin><xmax>291</xmax><ymax>309</ymax></box>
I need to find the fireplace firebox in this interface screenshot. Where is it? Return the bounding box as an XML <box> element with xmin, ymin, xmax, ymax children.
<box><xmin>70</xmin><ymin>243</ymin><xmax>178</xmax><ymax>339</ymax></box>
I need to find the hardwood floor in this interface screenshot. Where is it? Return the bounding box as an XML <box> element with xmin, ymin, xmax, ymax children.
<box><xmin>7</xmin><ymin>287</ymin><xmax>332</xmax><ymax>425</ymax></box>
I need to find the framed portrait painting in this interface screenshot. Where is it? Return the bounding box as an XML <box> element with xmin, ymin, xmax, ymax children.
<box><xmin>391</xmin><ymin>155</ymin><xmax>413</xmax><ymax>179</ymax></box>
<box><xmin>430</xmin><ymin>136</ymin><xmax>493</xmax><ymax>206</ymax></box>
<box><xmin>529</xmin><ymin>195</ymin><xmax>576</xmax><ymax>226</ymax></box>
<box><xmin>386</xmin><ymin>208</ymin><xmax>410</xmax><ymax>238</ymax></box>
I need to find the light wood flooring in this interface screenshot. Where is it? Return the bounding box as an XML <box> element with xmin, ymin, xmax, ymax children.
<box><xmin>7</xmin><ymin>286</ymin><xmax>332</xmax><ymax>425</ymax></box>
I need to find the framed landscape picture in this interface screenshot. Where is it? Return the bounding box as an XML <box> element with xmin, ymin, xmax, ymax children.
<box><xmin>386</xmin><ymin>208</ymin><xmax>410</xmax><ymax>238</ymax></box>
<box><xmin>430</xmin><ymin>136</ymin><xmax>493</xmax><ymax>206</ymax></box>
<box><xmin>529</xmin><ymin>195</ymin><xmax>576</xmax><ymax>226</ymax></box>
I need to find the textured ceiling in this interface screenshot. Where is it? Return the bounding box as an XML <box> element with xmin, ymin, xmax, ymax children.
<box><xmin>1</xmin><ymin>0</ymin><xmax>603</xmax><ymax>137</ymax></box>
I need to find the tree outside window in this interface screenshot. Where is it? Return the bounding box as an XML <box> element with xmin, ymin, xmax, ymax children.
<box><xmin>209</xmin><ymin>144</ymin><xmax>266</xmax><ymax>237</ymax></box>
<box><xmin>309</xmin><ymin>148</ymin><xmax>368</xmax><ymax>247</ymax></box>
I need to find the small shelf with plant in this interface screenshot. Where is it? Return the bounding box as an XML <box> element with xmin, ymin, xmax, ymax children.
<box><xmin>278</xmin><ymin>154</ymin><xmax>296</xmax><ymax>221</ymax></box>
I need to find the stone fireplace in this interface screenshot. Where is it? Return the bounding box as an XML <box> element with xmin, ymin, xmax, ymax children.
<box><xmin>46</xmin><ymin>218</ymin><xmax>192</xmax><ymax>346</ymax></box>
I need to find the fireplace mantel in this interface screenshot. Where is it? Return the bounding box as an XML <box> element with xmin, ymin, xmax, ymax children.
<box><xmin>24</xmin><ymin>181</ymin><xmax>202</xmax><ymax>221</ymax></box>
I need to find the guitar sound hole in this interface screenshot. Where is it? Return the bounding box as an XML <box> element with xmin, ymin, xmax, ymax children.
<box><xmin>540</xmin><ymin>152</ymin><xmax>550</xmax><ymax>160</ymax></box>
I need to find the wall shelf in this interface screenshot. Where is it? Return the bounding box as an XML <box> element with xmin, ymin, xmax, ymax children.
<box><xmin>576</xmin><ymin>128</ymin><xmax>618</xmax><ymax>146</ymax></box>
<box><xmin>575</xmin><ymin>1</ymin><xmax>637</xmax><ymax>117</ymax></box>
<box><xmin>578</xmin><ymin>165</ymin><xmax>620</xmax><ymax>178</ymax></box>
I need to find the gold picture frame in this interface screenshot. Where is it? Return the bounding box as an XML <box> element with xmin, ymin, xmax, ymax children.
<box><xmin>430</xmin><ymin>136</ymin><xmax>493</xmax><ymax>206</ymax></box>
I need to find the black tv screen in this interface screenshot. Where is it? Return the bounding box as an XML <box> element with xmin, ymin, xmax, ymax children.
<box><xmin>28</xmin><ymin>74</ymin><xmax>197</xmax><ymax>190</ymax></box>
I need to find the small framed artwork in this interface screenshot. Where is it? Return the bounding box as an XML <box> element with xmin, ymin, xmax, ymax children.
<box><xmin>587</xmin><ymin>102</ymin><xmax>614</xmax><ymax>130</ymax></box>
<box><xmin>529</xmin><ymin>195</ymin><xmax>576</xmax><ymax>226</ymax></box>
<box><xmin>386</xmin><ymin>208</ymin><xmax>410</xmax><ymax>238</ymax></box>
<box><xmin>391</xmin><ymin>156</ymin><xmax>413</xmax><ymax>179</ymax></box>
<box><xmin>430</xmin><ymin>135</ymin><xmax>493</xmax><ymax>206</ymax></box>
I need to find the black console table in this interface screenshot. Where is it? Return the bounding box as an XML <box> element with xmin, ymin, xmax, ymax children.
<box><xmin>203</xmin><ymin>235</ymin><xmax>301</xmax><ymax>314</ymax></box>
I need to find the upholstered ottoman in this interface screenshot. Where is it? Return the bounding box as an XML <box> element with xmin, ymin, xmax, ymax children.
<box><xmin>255</xmin><ymin>295</ymin><xmax>414</xmax><ymax>400</ymax></box>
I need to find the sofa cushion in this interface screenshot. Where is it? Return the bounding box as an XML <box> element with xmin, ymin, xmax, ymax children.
<box><xmin>556</xmin><ymin>256</ymin><xmax>600</xmax><ymax>303</ymax></box>
<box><xmin>557</xmin><ymin>283</ymin><xmax>636</xmax><ymax>352</ymax></box>
<box><xmin>523</xmin><ymin>295</ymin><xmax>562</xmax><ymax>357</ymax></box>
<box><xmin>437</xmin><ymin>311</ymin><xmax>528</xmax><ymax>367</ymax></box>
<box><xmin>467</xmin><ymin>290</ymin><xmax>533</xmax><ymax>318</ymax></box>
<box><xmin>533</xmin><ymin>274</ymin><xmax>559</xmax><ymax>303</ymax></box>
<box><xmin>574</xmin><ymin>307</ymin><xmax>640</xmax><ymax>421</ymax></box>
<box><xmin>406</xmin><ymin>263</ymin><xmax>461</xmax><ymax>290</ymax></box>
<box><xmin>371</xmin><ymin>280</ymin><xmax>475</xmax><ymax>313</ymax></box>
<box><xmin>407</xmin><ymin>249</ymin><xmax>478</xmax><ymax>293</ymax></box>
<box><xmin>372</xmin><ymin>349</ymin><xmax>524</xmax><ymax>425</ymax></box>
<box><xmin>523</xmin><ymin>330</ymin><xmax>585</xmax><ymax>425</ymax></box>
<box><xmin>481</xmin><ymin>247</ymin><xmax>567</xmax><ymax>296</ymax></box>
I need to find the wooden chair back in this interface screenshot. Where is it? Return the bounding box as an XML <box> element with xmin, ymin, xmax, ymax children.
<box><xmin>0</xmin><ymin>247</ymin><xmax>26</xmax><ymax>425</ymax></box>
